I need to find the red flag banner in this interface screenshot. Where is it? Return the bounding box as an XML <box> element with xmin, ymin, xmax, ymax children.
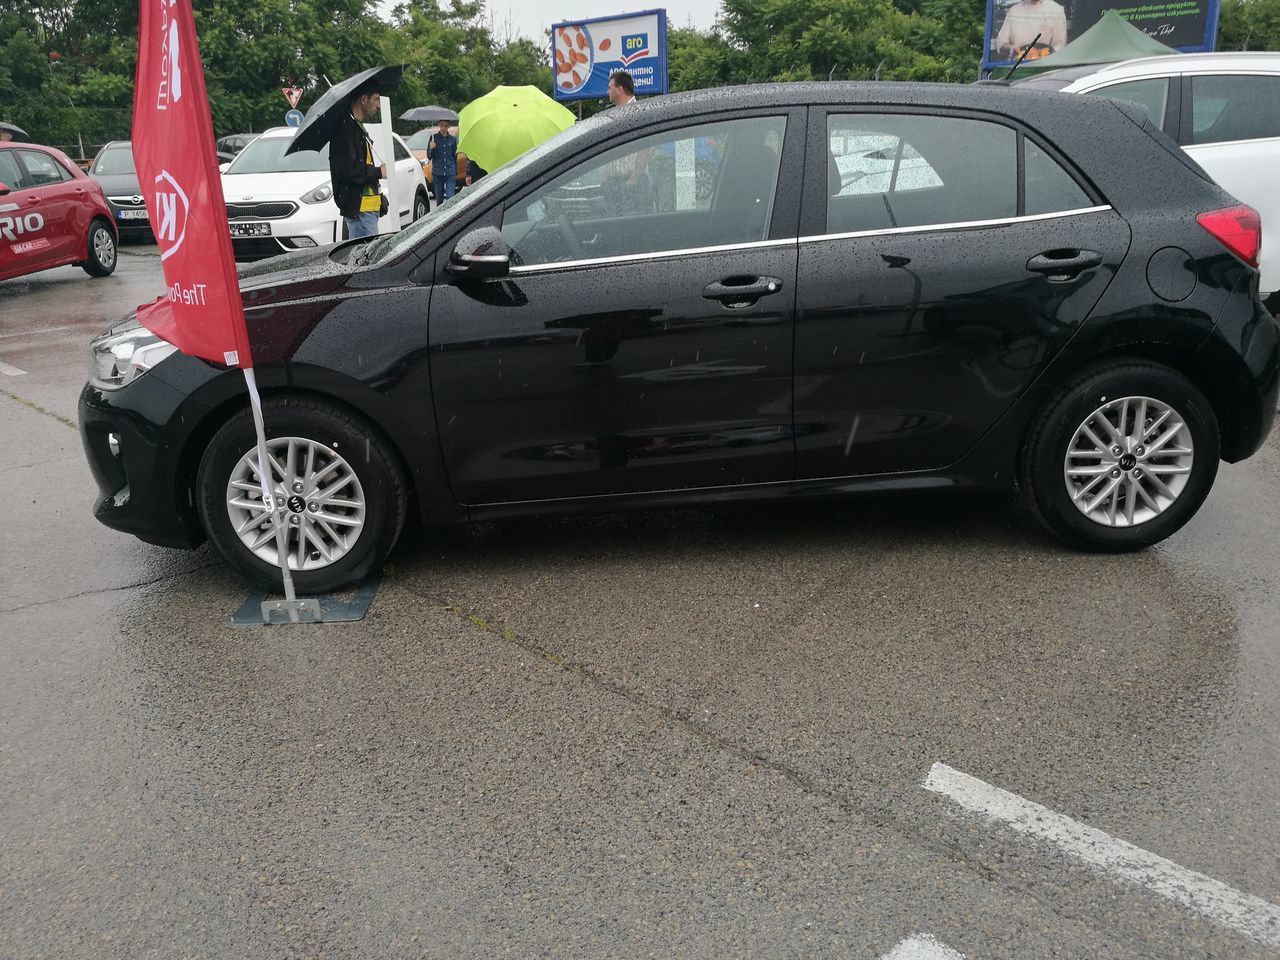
<box><xmin>132</xmin><ymin>0</ymin><xmax>250</xmax><ymax>368</ymax></box>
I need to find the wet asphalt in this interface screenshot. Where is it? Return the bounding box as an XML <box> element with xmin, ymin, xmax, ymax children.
<box><xmin>2</xmin><ymin>251</ymin><xmax>1279</xmax><ymax>960</ymax></box>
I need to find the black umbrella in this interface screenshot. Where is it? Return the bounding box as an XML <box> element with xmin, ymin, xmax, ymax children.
<box><xmin>399</xmin><ymin>105</ymin><xmax>458</xmax><ymax>124</ymax></box>
<box><xmin>284</xmin><ymin>64</ymin><xmax>404</xmax><ymax>156</ymax></box>
<box><xmin>0</xmin><ymin>121</ymin><xmax>29</xmax><ymax>142</ymax></box>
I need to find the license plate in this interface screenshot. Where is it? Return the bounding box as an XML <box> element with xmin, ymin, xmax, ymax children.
<box><xmin>117</xmin><ymin>209</ymin><xmax>148</xmax><ymax>220</ymax></box>
<box><xmin>229</xmin><ymin>221</ymin><xmax>271</xmax><ymax>237</ymax></box>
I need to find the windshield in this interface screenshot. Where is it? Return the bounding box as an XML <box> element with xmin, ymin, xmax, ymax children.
<box><xmin>405</xmin><ymin>130</ymin><xmax>433</xmax><ymax>150</ymax></box>
<box><xmin>92</xmin><ymin>146</ymin><xmax>135</xmax><ymax>176</ymax></box>
<box><xmin>361</xmin><ymin>112</ymin><xmax>613</xmax><ymax>265</ymax></box>
<box><xmin>227</xmin><ymin>136</ymin><xmax>328</xmax><ymax>174</ymax></box>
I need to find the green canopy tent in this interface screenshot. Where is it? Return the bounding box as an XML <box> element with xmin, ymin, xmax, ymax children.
<box><xmin>999</xmin><ymin>9</ymin><xmax>1179</xmax><ymax>76</ymax></box>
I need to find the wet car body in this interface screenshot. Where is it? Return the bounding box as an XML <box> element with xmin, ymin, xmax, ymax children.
<box><xmin>80</xmin><ymin>82</ymin><xmax>1279</xmax><ymax>587</ymax></box>
<box><xmin>0</xmin><ymin>141</ymin><xmax>117</xmax><ymax>283</ymax></box>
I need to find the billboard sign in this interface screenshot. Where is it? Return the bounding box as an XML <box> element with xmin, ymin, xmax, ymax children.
<box><xmin>982</xmin><ymin>0</ymin><xmax>1219</xmax><ymax>74</ymax></box>
<box><xmin>551</xmin><ymin>9</ymin><xmax>668</xmax><ymax>102</ymax></box>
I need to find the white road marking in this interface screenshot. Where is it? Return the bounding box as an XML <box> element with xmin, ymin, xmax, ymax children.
<box><xmin>0</xmin><ymin>359</ymin><xmax>28</xmax><ymax>376</ymax></box>
<box><xmin>924</xmin><ymin>762</ymin><xmax>1280</xmax><ymax>948</ymax></box>
<box><xmin>880</xmin><ymin>934</ymin><xmax>966</xmax><ymax>959</ymax></box>
<box><xmin>0</xmin><ymin>324</ymin><xmax>80</xmax><ymax>340</ymax></box>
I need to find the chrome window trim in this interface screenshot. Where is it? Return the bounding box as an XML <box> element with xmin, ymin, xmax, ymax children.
<box><xmin>800</xmin><ymin>205</ymin><xmax>1113</xmax><ymax>245</ymax></box>
<box><xmin>508</xmin><ymin>237</ymin><xmax>798</xmax><ymax>275</ymax></box>
<box><xmin>503</xmin><ymin>207</ymin><xmax>1113</xmax><ymax>273</ymax></box>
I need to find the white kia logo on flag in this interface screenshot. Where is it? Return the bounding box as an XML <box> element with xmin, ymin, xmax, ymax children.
<box><xmin>153</xmin><ymin>170</ymin><xmax>189</xmax><ymax>261</ymax></box>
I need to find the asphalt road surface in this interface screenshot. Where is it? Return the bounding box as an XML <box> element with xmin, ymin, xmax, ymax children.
<box><xmin>2</xmin><ymin>250</ymin><xmax>1279</xmax><ymax>960</ymax></box>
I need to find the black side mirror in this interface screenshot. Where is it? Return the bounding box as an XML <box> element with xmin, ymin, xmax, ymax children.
<box><xmin>448</xmin><ymin>225</ymin><xmax>510</xmax><ymax>278</ymax></box>
<box><xmin>0</xmin><ymin>182</ymin><xmax>10</xmax><ymax>196</ymax></box>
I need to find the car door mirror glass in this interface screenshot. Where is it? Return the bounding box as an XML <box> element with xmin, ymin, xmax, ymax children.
<box><xmin>449</xmin><ymin>225</ymin><xmax>511</xmax><ymax>278</ymax></box>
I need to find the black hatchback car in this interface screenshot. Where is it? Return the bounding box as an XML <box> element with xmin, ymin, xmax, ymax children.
<box><xmin>80</xmin><ymin>83</ymin><xmax>1279</xmax><ymax>591</ymax></box>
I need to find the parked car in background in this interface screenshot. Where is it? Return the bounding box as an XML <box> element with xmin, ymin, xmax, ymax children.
<box><xmin>1018</xmin><ymin>52</ymin><xmax>1280</xmax><ymax>301</ymax></box>
<box><xmin>87</xmin><ymin>141</ymin><xmax>151</xmax><ymax>240</ymax></box>
<box><xmin>216</xmin><ymin>133</ymin><xmax>257</xmax><ymax>157</ymax></box>
<box><xmin>219</xmin><ymin>126</ymin><xmax>429</xmax><ymax>262</ymax></box>
<box><xmin>80</xmin><ymin>83</ymin><xmax>1277</xmax><ymax>591</ymax></box>
<box><xmin>0</xmin><ymin>141</ymin><xmax>117</xmax><ymax>282</ymax></box>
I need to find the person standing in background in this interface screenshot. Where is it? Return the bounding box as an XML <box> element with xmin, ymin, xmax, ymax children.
<box><xmin>427</xmin><ymin>118</ymin><xmax>457</xmax><ymax>206</ymax></box>
<box><xmin>328</xmin><ymin>81</ymin><xmax>387</xmax><ymax>240</ymax></box>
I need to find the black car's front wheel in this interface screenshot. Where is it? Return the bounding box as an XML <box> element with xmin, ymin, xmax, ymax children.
<box><xmin>197</xmin><ymin>398</ymin><xmax>407</xmax><ymax>592</ymax></box>
<box><xmin>1019</xmin><ymin>361</ymin><xmax>1220</xmax><ymax>551</ymax></box>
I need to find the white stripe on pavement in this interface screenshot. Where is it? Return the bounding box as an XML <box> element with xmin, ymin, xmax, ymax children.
<box><xmin>0</xmin><ymin>359</ymin><xmax>27</xmax><ymax>376</ymax></box>
<box><xmin>0</xmin><ymin>324</ymin><xmax>80</xmax><ymax>340</ymax></box>
<box><xmin>924</xmin><ymin>762</ymin><xmax>1280</xmax><ymax>948</ymax></box>
<box><xmin>880</xmin><ymin>934</ymin><xmax>966</xmax><ymax>959</ymax></box>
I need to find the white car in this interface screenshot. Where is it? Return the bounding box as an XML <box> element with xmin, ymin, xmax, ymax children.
<box><xmin>1021</xmin><ymin>52</ymin><xmax>1280</xmax><ymax>299</ymax></box>
<box><xmin>220</xmin><ymin>126</ymin><xmax>429</xmax><ymax>262</ymax></box>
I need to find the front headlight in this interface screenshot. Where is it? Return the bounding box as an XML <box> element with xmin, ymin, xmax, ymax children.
<box><xmin>88</xmin><ymin>317</ymin><xmax>179</xmax><ymax>390</ymax></box>
<box><xmin>300</xmin><ymin>183</ymin><xmax>333</xmax><ymax>204</ymax></box>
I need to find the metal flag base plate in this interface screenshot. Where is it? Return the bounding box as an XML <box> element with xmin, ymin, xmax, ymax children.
<box><xmin>230</xmin><ymin>576</ymin><xmax>382</xmax><ymax>626</ymax></box>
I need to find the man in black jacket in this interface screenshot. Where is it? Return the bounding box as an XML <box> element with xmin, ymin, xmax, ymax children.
<box><xmin>329</xmin><ymin>81</ymin><xmax>387</xmax><ymax>239</ymax></box>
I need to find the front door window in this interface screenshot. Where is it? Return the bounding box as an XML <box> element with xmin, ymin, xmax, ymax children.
<box><xmin>502</xmin><ymin>116</ymin><xmax>787</xmax><ymax>266</ymax></box>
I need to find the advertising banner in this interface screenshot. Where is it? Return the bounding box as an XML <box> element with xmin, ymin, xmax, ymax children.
<box><xmin>133</xmin><ymin>0</ymin><xmax>250</xmax><ymax>367</ymax></box>
<box><xmin>551</xmin><ymin>9</ymin><xmax>668</xmax><ymax>102</ymax></box>
<box><xmin>983</xmin><ymin>0</ymin><xmax>1219</xmax><ymax>73</ymax></box>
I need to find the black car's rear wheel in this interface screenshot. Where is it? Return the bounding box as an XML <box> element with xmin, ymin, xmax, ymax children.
<box><xmin>1019</xmin><ymin>361</ymin><xmax>1220</xmax><ymax>551</ymax></box>
<box><xmin>82</xmin><ymin>219</ymin><xmax>117</xmax><ymax>277</ymax></box>
<box><xmin>197</xmin><ymin>398</ymin><xmax>407</xmax><ymax>592</ymax></box>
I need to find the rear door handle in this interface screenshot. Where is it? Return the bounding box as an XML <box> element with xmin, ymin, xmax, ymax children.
<box><xmin>702</xmin><ymin>275</ymin><xmax>784</xmax><ymax>308</ymax></box>
<box><xmin>1027</xmin><ymin>249</ymin><xmax>1102</xmax><ymax>280</ymax></box>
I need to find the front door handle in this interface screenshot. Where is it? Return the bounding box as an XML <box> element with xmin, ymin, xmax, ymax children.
<box><xmin>702</xmin><ymin>275</ymin><xmax>784</xmax><ymax>309</ymax></box>
<box><xmin>24</xmin><ymin>195</ymin><xmax>41</xmax><ymax>205</ymax></box>
<box><xmin>1027</xmin><ymin>249</ymin><xmax>1102</xmax><ymax>280</ymax></box>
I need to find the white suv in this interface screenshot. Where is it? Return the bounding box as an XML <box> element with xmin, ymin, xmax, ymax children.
<box><xmin>1023</xmin><ymin>53</ymin><xmax>1280</xmax><ymax>299</ymax></box>
<box><xmin>220</xmin><ymin>127</ymin><xmax>429</xmax><ymax>262</ymax></box>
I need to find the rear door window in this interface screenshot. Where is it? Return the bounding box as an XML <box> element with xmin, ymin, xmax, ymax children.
<box><xmin>17</xmin><ymin>149</ymin><xmax>71</xmax><ymax>186</ymax></box>
<box><xmin>1189</xmin><ymin>74</ymin><xmax>1280</xmax><ymax>145</ymax></box>
<box><xmin>1089</xmin><ymin>78</ymin><xmax>1170</xmax><ymax>128</ymax></box>
<box><xmin>0</xmin><ymin>151</ymin><xmax>28</xmax><ymax>190</ymax></box>
<box><xmin>1024</xmin><ymin>140</ymin><xmax>1091</xmax><ymax>215</ymax></box>
<box><xmin>825</xmin><ymin>114</ymin><xmax>1015</xmax><ymax>234</ymax></box>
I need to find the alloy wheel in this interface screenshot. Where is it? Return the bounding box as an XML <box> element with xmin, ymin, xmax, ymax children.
<box><xmin>225</xmin><ymin>436</ymin><xmax>366</xmax><ymax>571</ymax></box>
<box><xmin>1063</xmin><ymin>395</ymin><xmax>1194</xmax><ymax>527</ymax></box>
<box><xmin>94</xmin><ymin>227</ymin><xmax>116</xmax><ymax>269</ymax></box>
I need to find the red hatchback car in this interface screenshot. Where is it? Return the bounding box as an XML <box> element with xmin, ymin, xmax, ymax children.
<box><xmin>0</xmin><ymin>141</ymin><xmax>118</xmax><ymax>282</ymax></box>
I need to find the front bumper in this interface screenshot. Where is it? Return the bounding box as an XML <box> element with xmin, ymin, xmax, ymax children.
<box><xmin>79</xmin><ymin>374</ymin><xmax>208</xmax><ymax>549</ymax></box>
<box><xmin>105</xmin><ymin>198</ymin><xmax>152</xmax><ymax>233</ymax></box>
<box><xmin>229</xmin><ymin>206</ymin><xmax>339</xmax><ymax>262</ymax></box>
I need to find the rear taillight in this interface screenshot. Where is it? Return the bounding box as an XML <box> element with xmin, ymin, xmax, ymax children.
<box><xmin>1196</xmin><ymin>204</ymin><xmax>1261</xmax><ymax>268</ymax></box>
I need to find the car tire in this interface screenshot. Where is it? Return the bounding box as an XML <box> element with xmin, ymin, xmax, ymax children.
<box><xmin>1018</xmin><ymin>360</ymin><xmax>1219</xmax><ymax>552</ymax></box>
<box><xmin>197</xmin><ymin>397</ymin><xmax>408</xmax><ymax>592</ymax></box>
<box><xmin>82</xmin><ymin>219</ymin><xmax>117</xmax><ymax>277</ymax></box>
<box><xmin>413</xmin><ymin>190</ymin><xmax>428</xmax><ymax>220</ymax></box>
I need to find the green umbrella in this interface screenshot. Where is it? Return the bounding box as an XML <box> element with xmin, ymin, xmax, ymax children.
<box><xmin>458</xmin><ymin>85</ymin><xmax>576</xmax><ymax>172</ymax></box>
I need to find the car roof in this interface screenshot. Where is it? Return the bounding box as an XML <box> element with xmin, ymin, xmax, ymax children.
<box><xmin>1068</xmin><ymin>51</ymin><xmax>1280</xmax><ymax>85</ymax></box>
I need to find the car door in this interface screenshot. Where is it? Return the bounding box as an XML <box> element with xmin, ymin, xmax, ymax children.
<box><xmin>1178</xmin><ymin>72</ymin><xmax>1280</xmax><ymax>293</ymax></box>
<box><xmin>0</xmin><ymin>149</ymin><xmax>46</xmax><ymax>279</ymax></box>
<box><xmin>7</xmin><ymin>148</ymin><xmax>78</xmax><ymax>267</ymax></box>
<box><xmin>428</xmin><ymin>109</ymin><xmax>804</xmax><ymax>505</ymax></box>
<box><xmin>793</xmin><ymin>108</ymin><xmax>1131</xmax><ymax>479</ymax></box>
<box><xmin>391</xmin><ymin>136</ymin><xmax>418</xmax><ymax>223</ymax></box>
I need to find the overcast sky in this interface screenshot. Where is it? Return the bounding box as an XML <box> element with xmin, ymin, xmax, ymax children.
<box><xmin>379</xmin><ymin>2</ymin><xmax>724</xmax><ymax>43</ymax></box>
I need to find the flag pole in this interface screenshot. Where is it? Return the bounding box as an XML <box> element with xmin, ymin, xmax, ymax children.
<box><xmin>242</xmin><ymin>366</ymin><xmax>301</xmax><ymax>621</ymax></box>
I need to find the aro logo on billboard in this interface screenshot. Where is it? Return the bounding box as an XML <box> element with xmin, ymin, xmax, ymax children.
<box><xmin>156</xmin><ymin>0</ymin><xmax>183</xmax><ymax>110</ymax></box>
<box><xmin>153</xmin><ymin>170</ymin><xmax>189</xmax><ymax>262</ymax></box>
